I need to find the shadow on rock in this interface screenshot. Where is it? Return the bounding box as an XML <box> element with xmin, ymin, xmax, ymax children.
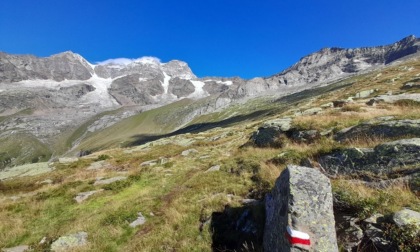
<box><xmin>210</xmin><ymin>202</ymin><xmax>265</xmax><ymax>252</ymax></box>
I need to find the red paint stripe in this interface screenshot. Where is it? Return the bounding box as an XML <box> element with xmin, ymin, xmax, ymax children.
<box><xmin>286</xmin><ymin>233</ymin><xmax>311</xmax><ymax>246</ymax></box>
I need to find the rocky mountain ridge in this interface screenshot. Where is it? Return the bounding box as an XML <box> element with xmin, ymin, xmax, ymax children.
<box><xmin>0</xmin><ymin>35</ymin><xmax>419</xmax><ymax>166</ymax></box>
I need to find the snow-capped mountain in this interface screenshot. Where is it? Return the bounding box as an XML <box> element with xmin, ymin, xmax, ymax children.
<box><xmin>0</xmin><ymin>35</ymin><xmax>419</xmax><ymax>167</ymax></box>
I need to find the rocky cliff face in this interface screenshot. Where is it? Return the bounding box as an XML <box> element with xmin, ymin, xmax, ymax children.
<box><xmin>271</xmin><ymin>35</ymin><xmax>420</xmax><ymax>87</ymax></box>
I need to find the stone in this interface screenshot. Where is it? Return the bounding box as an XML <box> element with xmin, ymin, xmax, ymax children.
<box><xmin>264</xmin><ymin>165</ymin><xmax>338</xmax><ymax>252</ymax></box>
<box><xmin>290</xmin><ymin>129</ymin><xmax>320</xmax><ymax>143</ymax></box>
<box><xmin>250</xmin><ymin>118</ymin><xmax>292</xmax><ymax>148</ymax></box>
<box><xmin>376</xmin><ymin>93</ymin><xmax>420</xmax><ymax>103</ymax></box>
<box><xmin>140</xmin><ymin>160</ymin><xmax>157</xmax><ymax>167</ymax></box>
<box><xmin>261</xmin><ymin>118</ymin><xmax>292</xmax><ymax>132</ymax></box>
<box><xmin>319</xmin><ymin>138</ymin><xmax>420</xmax><ymax>177</ymax></box>
<box><xmin>333</xmin><ymin>100</ymin><xmax>349</xmax><ymax>107</ymax></box>
<box><xmin>320</xmin><ymin>102</ymin><xmax>334</xmax><ymax>108</ymax></box>
<box><xmin>355</xmin><ymin>89</ymin><xmax>374</xmax><ymax>98</ymax></box>
<box><xmin>363</xmin><ymin>213</ymin><xmax>384</xmax><ymax>225</ymax></box>
<box><xmin>158</xmin><ymin>157</ymin><xmax>169</xmax><ymax>165</ymax></box>
<box><xmin>1</xmin><ymin>245</ymin><xmax>29</xmax><ymax>252</ymax></box>
<box><xmin>93</xmin><ymin>176</ymin><xmax>127</xmax><ymax>186</ymax></box>
<box><xmin>38</xmin><ymin>179</ymin><xmax>53</xmax><ymax>185</ymax></box>
<box><xmin>74</xmin><ymin>189</ymin><xmax>104</xmax><ymax>203</ymax></box>
<box><xmin>50</xmin><ymin>232</ymin><xmax>88</xmax><ymax>251</ymax></box>
<box><xmin>205</xmin><ymin>165</ymin><xmax>220</xmax><ymax>173</ymax></box>
<box><xmin>340</xmin><ymin>224</ymin><xmax>363</xmax><ymax>251</ymax></box>
<box><xmin>129</xmin><ymin>212</ymin><xmax>146</xmax><ymax>227</ymax></box>
<box><xmin>334</xmin><ymin>118</ymin><xmax>420</xmax><ymax>142</ymax></box>
<box><xmin>302</xmin><ymin>107</ymin><xmax>323</xmax><ymax>115</ymax></box>
<box><xmin>86</xmin><ymin>160</ymin><xmax>111</xmax><ymax>170</ymax></box>
<box><xmin>58</xmin><ymin>157</ymin><xmax>79</xmax><ymax>164</ymax></box>
<box><xmin>181</xmin><ymin>149</ymin><xmax>198</xmax><ymax>156</ymax></box>
<box><xmin>364</xmin><ymin>224</ymin><xmax>392</xmax><ymax>251</ymax></box>
<box><xmin>392</xmin><ymin>209</ymin><xmax>420</xmax><ymax>231</ymax></box>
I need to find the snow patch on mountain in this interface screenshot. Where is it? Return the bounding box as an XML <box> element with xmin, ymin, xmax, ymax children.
<box><xmin>161</xmin><ymin>72</ymin><xmax>171</xmax><ymax>94</ymax></box>
<box><xmin>16</xmin><ymin>75</ymin><xmax>119</xmax><ymax>108</ymax></box>
<box><xmin>84</xmin><ymin>74</ymin><xmax>119</xmax><ymax>107</ymax></box>
<box><xmin>189</xmin><ymin>80</ymin><xmax>208</xmax><ymax>98</ymax></box>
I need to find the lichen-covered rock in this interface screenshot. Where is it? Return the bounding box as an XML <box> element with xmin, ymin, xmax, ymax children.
<box><xmin>392</xmin><ymin>209</ymin><xmax>420</xmax><ymax>231</ymax></box>
<box><xmin>334</xmin><ymin>118</ymin><xmax>420</xmax><ymax>142</ymax></box>
<box><xmin>250</xmin><ymin>118</ymin><xmax>292</xmax><ymax>147</ymax></box>
<box><xmin>264</xmin><ymin>165</ymin><xmax>338</xmax><ymax>251</ymax></box>
<box><xmin>319</xmin><ymin>138</ymin><xmax>420</xmax><ymax>177</ymax></box>
<box><xmin>50</xmin><ymin>232</ymin><xmax>88</xmax><ymax>251</ymax></box>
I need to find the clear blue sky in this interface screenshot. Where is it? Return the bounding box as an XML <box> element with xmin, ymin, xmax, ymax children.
<box><xmin>1</xmin><ymin>0</ymin><xmax>419</xmax><ymax>79</ymax></box>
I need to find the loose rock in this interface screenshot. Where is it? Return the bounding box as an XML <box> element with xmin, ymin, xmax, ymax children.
<box><xmin>129</xmin><ymin>212</ymin><xmax>146</xmax><ymax>227</ymax></box>
<box><xmin>50</xmin><ymin>232</ymin><xmax>88</xmax><ymax>251</ymax></box>
<box><xmin>74</xmin><ymin>189</ymin><xmax>104</xmax><ymax>203</ymax></box>
<box><xmin>93</xmin><ymin>176</ymin><xmax>127</xmax><ymax>186</ymax></box>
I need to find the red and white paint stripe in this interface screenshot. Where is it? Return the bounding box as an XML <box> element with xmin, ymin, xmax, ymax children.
<box><xmin>286</xmin><ymin>226</ymin><xmax>311</xmax><ymax>246</ymax></box>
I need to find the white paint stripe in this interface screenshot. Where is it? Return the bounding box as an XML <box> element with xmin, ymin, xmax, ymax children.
<box><xmin>286</xmin><ymin>226</ymin><xmax>310</xmax><ymax>240</ymax></box>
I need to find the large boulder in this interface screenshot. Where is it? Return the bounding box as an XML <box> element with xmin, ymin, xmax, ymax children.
<box><xmin>334</xmin><ymin>118</ymin><xmax>420</xmax><ymax>142</ymax></box>
<box><xmin>319</xmin><ymin>138</ymin><xmax>420</xmax><ymax>177</ymax></box>
<box><xmin>264</xmin><ymin>165</ymin><xmax>338</xmax><ymax>251</ymax></box>
<box><xmin>393</xmin><ymin>209</ymin><xmax>420</xmax><ymax>231</ymax></box>
<box><xmin>250</xmin><ymin>118</ymin><xmax>292</xmax><ymax>147</ymax></box>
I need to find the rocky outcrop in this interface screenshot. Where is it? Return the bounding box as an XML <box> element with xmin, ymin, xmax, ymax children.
<box><xmin>74</xmin><ymin>190</ymin><xmax>103</xmax><ymax>203</ymax></box>
<box><xmin>319</xmin><ymin>138</ymin><xmax>420</xmax><ymax>177</ymax></box>
<box><xmin>50</xmin><ymin>232</ymin><xmax>88</xmax><ymax>251</ymax></box>
<box><xmin>271</xmin><ymin>35</ymin><xmax>420</xmax><ymax>87</ymax></box>
<box><xmin>335</xmin><ymin>118</ymin><xmax>420</xmax><ymax>142</ymax></box>
<box><xmin>168</xmin><ymin>78</ymin><xmax>195</xmax><ymax>98</ymax></box>
<box><xmin>0</xmin><ymin>51</ymin><xmax>93</xmax><ymax>83</ymax></box>
<box><xmin>250</xmin><ymin>118</ymin><xmax>292</xmax><ymax>147</ymax></box>
<box><xmin>264</xmin><ymin>165</ymin><xmax>338</xmax><ymax>251</ymax></box>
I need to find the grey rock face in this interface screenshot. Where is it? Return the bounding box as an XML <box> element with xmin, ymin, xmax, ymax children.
<box><xmin>168</xmin><ymin>77</ymin><xmax>195</xmax><ymax>98</ymax></box>
<box><xmin>264</xmin><ymin>165</ymin><xmax>338</xmax><ymax>252</ymax></box>
<box><xmin>271</xmin><ymin>35</ymin><xmax>420</xmax><ymax>87</ymax></box>
<box><xmin>50</xmin><ymin>232</ymin><xmax>88</xmax><ymax>251</ymax></box>
<box><xmin>335</xmin><ymin>118</ymin><xmax>420</xmax><ymax>142</ymax></box>
<box><xmin>109</xmin><ymin>73</ymin><xmax>164</xmax><ymax>105</ymax></box>
<box><xmin>319</xmin><ymin>138</ymin><xmax>420</xmax><ymax>177</ymax></box>
<box><xmin>0</xmin><ymin>51</ymin><xmax>93</xmax><ymax>83</ymax></box>
<box><xmin>162</xmin><ymin>60</ymin><xmax>196</xmax><ymax>79</ymax></box>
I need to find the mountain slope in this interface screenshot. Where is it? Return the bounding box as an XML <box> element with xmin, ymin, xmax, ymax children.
<box><xmin>0</xmin><ymin>35</ymin><xmax>419</xmax><ymax>168</ymax></box>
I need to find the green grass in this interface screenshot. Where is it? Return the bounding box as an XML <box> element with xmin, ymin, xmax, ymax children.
<box><xmin>0</xmin><ymin>133</ymin><xmax>51</xmax><ymax>169</ymax></box>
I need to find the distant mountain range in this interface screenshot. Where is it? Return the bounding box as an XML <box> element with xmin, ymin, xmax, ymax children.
<box><xmin>0</xmin><ymin>35</ymin><xmax>419</xmax><ymax>167</ymax></box>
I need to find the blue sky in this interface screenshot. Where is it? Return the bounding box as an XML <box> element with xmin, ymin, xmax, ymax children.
<box><xmin>1</xmin><ymin>0</ymin><xmax>419</xmax><ymax>79</ymax></box>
